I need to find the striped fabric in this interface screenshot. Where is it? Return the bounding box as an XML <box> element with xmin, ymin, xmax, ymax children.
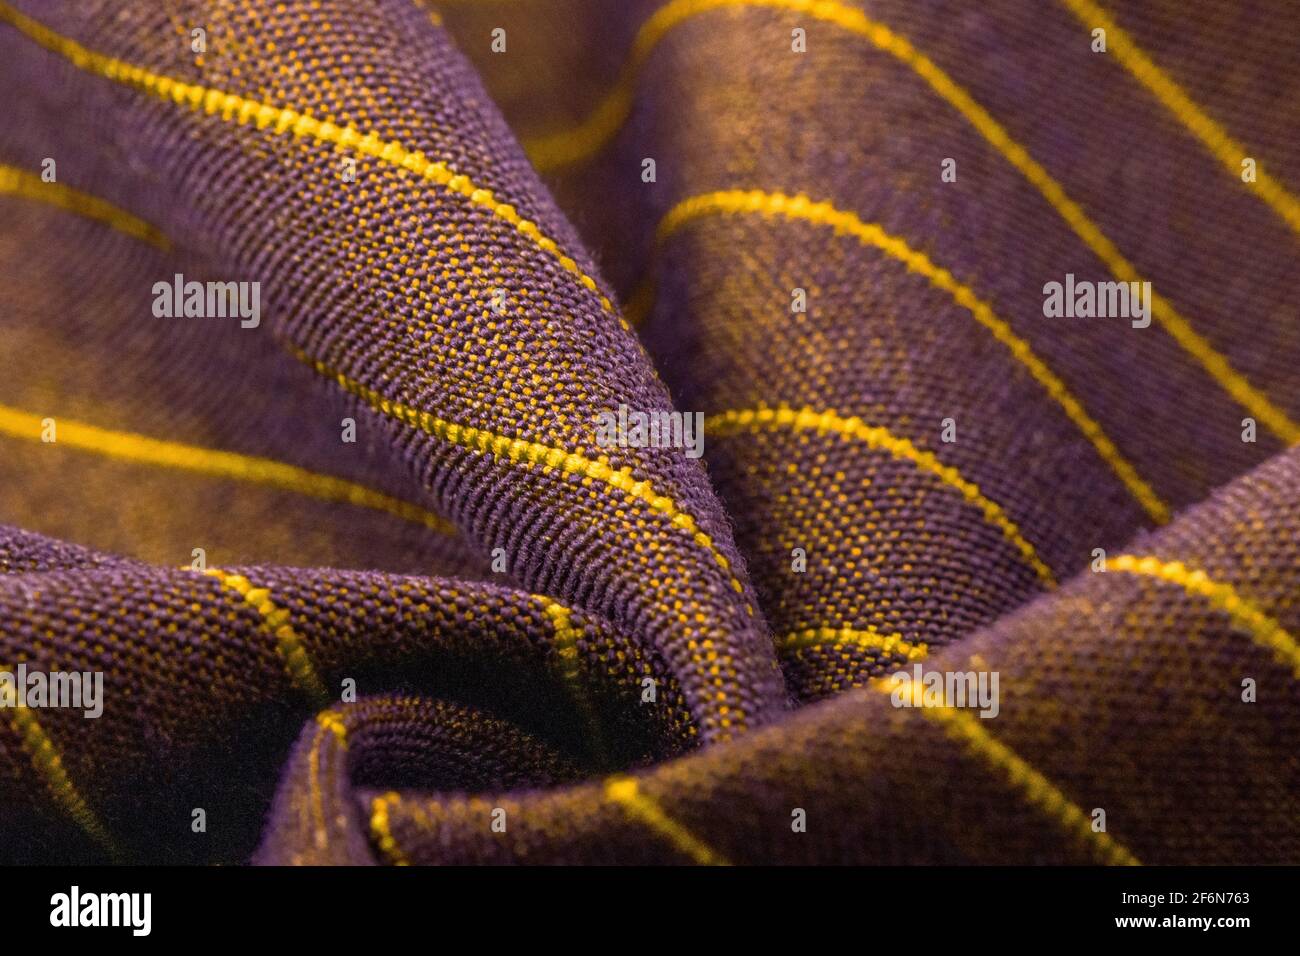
<box><xmin>0</xmin><ymin>0</ymin><xmax>1296</xmax><ymax>864</ymax></box>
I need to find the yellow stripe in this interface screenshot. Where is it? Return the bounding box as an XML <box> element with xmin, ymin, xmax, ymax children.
<box><xmin>707</xmin><ymin>406</ymin><xmax>1057</xmax><ymax>588</ymax></box>
<box><xmin>0</xmin><ymin>162</ymin><xmax>169</xmax><ymax>249</ymax></box>
<box><xmin>0</xmin><ymin>671</ymin><xmax>120</xmax><ymax>858</ymax></box>
<box><xmin>200</xmin><ymin>568</ymin><xmax>329</xmax><ymax>705</ymax></box>
<box><xmin>660</xmin><ymin>190</ymin><xmax>1169</xmax><ymax>524</ymax></box>
<box><xmin>316</xmin><ymin>709</ymin><xmax>349</xmax><ymax>744</ymax></box>
<box><xmin>295</xmin><ymin>346</ymin><xmax>749</xmax><ymax>602</ymax></box>
<box><xmin>308</xmin><ymin>710</ymin><xmax>348</xmax><ymax>851</ymax></box>
<box><xmin>0</xmin><ymin>2</ymin><xmax>615</xmax><ymax>318</ymax></box>
<box><xmin>539</xmin><ymin>598</ymin><xmax>583</xmax><ymax>683</ymax></box>
<box><xmin>527</xmin><ymin>0</ymin><xmax>1300</xmax><ymax>442</ymax></box>
<box><xmin>0</xmin><ymin>402</ymin><xmax>455</xmax><ymax>535</ymax></box>
<box><xmin>525</xmin><ymin>0</ymin><xmax>731</xmax><ymax>170</ymax></box>
<box><xmin>1061</xmin><ymin>0</ymin><xmax>1300</xmax><ymax>238</ymax></box>
<box><xmin>878</xmin><ymin>678</ymin><xmax>1140</xmax><ymax>865</ymax></box>
<box><xmin>1109</xmin><ymin>554</ymin><xmax>1300</xmax><ymax>679</ymax></box>
<box><xmin>369</xmin><ymin>792</ymin><xmax>411</xmax><ymax>865</ymax></box>
<box><xmin>925</xmin><ymin>708</ymin><xmax>1140</xmax><ymax>865</ymax></box>
<box><xmin>604</xmin><ymin>775</ymin><xmax>730</xmax><ymax>865</ymax></box>
<box><xmin>538</xmin><ymin>596</ymin><xmax>608</xmax><ymax>763</ymax></box>
<box><xmin>777</xmin><ymin>625</ymin><xmax>929</xmax><ymax>661</ymax></box>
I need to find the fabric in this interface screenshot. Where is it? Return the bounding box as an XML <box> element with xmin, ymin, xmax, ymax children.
<box><xmin>0</xmin><ymin>0</ymin><xmax>1296</xmax><ymax>865</ymax></box>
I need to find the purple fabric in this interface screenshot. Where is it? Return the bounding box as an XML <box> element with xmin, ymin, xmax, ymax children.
<box><xmin>0</xmin><ymin>0</ymin><xmax>1297</xmax><ymax>864</ymax></box>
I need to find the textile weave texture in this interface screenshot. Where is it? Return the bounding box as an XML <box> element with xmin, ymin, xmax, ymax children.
<box><xmin>0</xmin><ymin>0</ymin><xmax>1297</xmax><ymax>865</ymax></box>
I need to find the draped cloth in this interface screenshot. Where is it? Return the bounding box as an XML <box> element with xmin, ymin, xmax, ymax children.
<box><xmin>0</xmin><ymin>0</ymin><xmax>1297</xmax><ymax>864</ymax></box>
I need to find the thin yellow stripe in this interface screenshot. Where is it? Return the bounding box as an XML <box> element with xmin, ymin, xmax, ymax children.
<box><xmin>294</xmin><ymin>346</ymin><xmax>750</xmax><ymax>604</ymax></box>
<box><xmin>308</xmin><ymin>710</ymin><xmax>348</xmax><ymax>851</ymax></box>
<box><xmin>926</xmin><ymin>709</ymin><xmax>1140</xmax><ymax>865</ymax></box>
<box><xmin>0</xmin><ymin>671</ymin><xmax>120</xmax><ymax>858</ymax></box>
<box><xmin>539</xmin><ymin>598</ymin><xmax>583</xmax><ymax>683</ymax></box>
<box><xmin>200</xmin><ymin>568</ymin><xmax>329</xmax><ymax>705</ymax></box>
<box><xmin>370</xmin><ymin>791</ymin><xmax>411</xmax><ymax>865</ymax></box>
<box><xmin>1109</xmin><ymin>554</ymin><xmax>1300</xmax><ymax>679</ymax></box>
<box><xmin>604</xmin><ymin>775</ymin><xmax>730</xmax><ymax>865</ymax></box>
<box><xmin>777</xmin><ymin>625</ymin><xmax>929</xmax><ymax>661</ymax></box>
<box><xmin>0</xmin><ymin>162</ymin><xmax>169</xmax><ymax>249</ymax></box>
<box><xmin>877</xmin><ymin>678</ymin><xmax>1140</xmax><ymax>865</ymax></box>
<box><xmin>0</xmin><ymin>402</ymin><xmax>455</xmax><ymax>535</ymax></box>
<box><xmin>707</xmin><ymin>406</ymin><xmax>1057</xmax><ymax>588</ymax></box>
<box><xmin>317</xmin><ymin>709</ymin><xmax>349</xmax><ymax>744</ymax></box>
<box><xmin>1061</xmin><ymin>0</ymin><xmax>1300</xmax><ymax>239</ymax></box>
<box><xmin>0</xmin><ymin>1</ymin><xmax>616</xmax><ymax>319</ymax></box>
<box><xmin>524</xmin><ymin>0</ymin><xmax>730</xmax><ymax>170</ymax></box>
<box><xmin>538</xmin><ymin>596</ymin><xmax>608</xmax><ymax>763</ymax></box>
<box><xmin>660</xmin><ymin>189</ymin><xmax>1169</xmax><ymax>524</ymax></box>
<box><xmin>526</xmin><ymin>0</ymin><xmax>1300</xmax><ymax>442</ymax></box>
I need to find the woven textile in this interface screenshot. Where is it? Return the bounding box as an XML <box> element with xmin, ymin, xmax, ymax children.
<box><xmin>0</xmin><ymin>0</ymin><xmax>1297</xmax><ymax>864</ymax></box>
